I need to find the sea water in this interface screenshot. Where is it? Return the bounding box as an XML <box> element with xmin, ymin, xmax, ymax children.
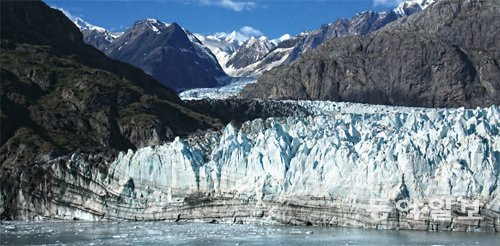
<box><xmin>1</xmin><ymin>221</ymin><xmax>498</xmax><ymax>245</ymax></box>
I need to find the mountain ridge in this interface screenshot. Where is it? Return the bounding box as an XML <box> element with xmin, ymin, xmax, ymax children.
<box><xmin>63</xmin><ymin>0</ymin><xmax>434</xmax><ymax>80</ymax></box>
<box><xmin>0</xmin><ymin>0</ymin><xmax>222</xmax><ymax>167</ymax></box>
<box><xmin>213</xmin><ymin>0</ymin><xmax>437</xmax><ymax>77</ymax></box>
<box><xmin>104</xmin><ymin>19</ymin><xmax>229</xmax><ymax>91</ymax></box>
<box><xmin>63</xmin><ymin>16</ymin><xmax>228</xmax><ymax>91</ymax></box>
<box><xmin>239</xmin><ymin>0</ymin><xmax>499</xmax><ymax>108</ymax></box>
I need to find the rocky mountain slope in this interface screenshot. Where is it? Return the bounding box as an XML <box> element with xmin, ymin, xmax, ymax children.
<box><xmin>81</xmin><ymin>28</ymin><xmax>122</xmax><ymax>51</ymax></box>
<box><xmin>240</xmin><ymin>0</ymin><xmax>500</xmax><ymax>108</ymax></box>
<box><xmin>224</xmin><ymin>36</ymin><xmax>276</xmax><ymax>76</ymax></box>
<box><xmin>184</xmin><ymin>99</ymin><xmax>309</xmax><ymax>125</ymax></box>
<box><xmin>1</xmin><ymin>1</ymin><xmax>498</xmax><ymax>232</ymax></box>
<box><xmin>194</xmin><ymin>0</ymin><xmax>421</xmax><ymax>79</ymax></box>
<box><xmin>0</xmin><ymin>0</ymin><xmax>222</xmax><ymax>167</ymax></box>
<box><xmin>220</xmin><ymin>0</ymin><xmax>435</xmax><ymax>77</ymax></box>
<box><xmin>194</xmin><ymin>31</ymin><xmax>282</xmax><ymax>77</ymax></box>
<box><xmin>66</xmin><ymin>0</ymin><xmax>429</xmax><ymax>81</ymax></box>
<box><xmin>2</xmin><ymin>100</ymin><xmax>498</xmax><ymax>232</ymax></box>
<box><xmin>65</xmin><ymin>15</ymin><xmax>228</xmax><ymax>91</ymax></box>
<box><xmin>193</xmin><ymin>32</ymin><xmax>244</xmax><ymax>75</ymax></box>
<box><xmin>102</xmin><ymin>19</ymin><xmax>227</xmax><ymax>91</ymax></box>
<box><xmin>61</xmin><ymin>9</ymin><xmax>123</xmax><ymax>50</ymax></box>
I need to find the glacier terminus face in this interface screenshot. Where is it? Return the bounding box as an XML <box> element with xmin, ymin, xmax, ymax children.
<box><xmin>4</xmin><ymin>101</ymin><xmax>499</xmax><ymax>232</ymax></box>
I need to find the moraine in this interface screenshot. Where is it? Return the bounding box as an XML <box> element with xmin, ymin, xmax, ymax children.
<box><xmin>1</xmin><ymin>100</ymin><xmax>498</xmax><ymax>232</ymax></box>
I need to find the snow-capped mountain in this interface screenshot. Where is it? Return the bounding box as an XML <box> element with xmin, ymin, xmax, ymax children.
<box><xmin>179</xmin><ymin>0</ymin><xmax>440</xmax><ymax>93</ymax></box>
<box><xmin>63</xmin><ymin>14</ymin><xmax>228</xmax><ymax>90</ymax></box>
<box><xmin>81</xmin><ymin>29</ymin><xmax>124</xmax><ymax>50</ymax></box>
<box><xmin>394</xmin><ymin>0</ymin><xmax>435</xmax><ymax>16</ymax></box>
<box><xmin>215</xmin><ymin>30</ymin><xmax>249</xmax><ymax>44</ymax></box>
<box><xmin>240</xmin><ymin>0</ymin><xmax>499</xmax><ymax>108</ymax></box>
<box><xmin>194</xmin><ymin>31</ymin><xmax>283</xmax><ymax>77</ymax></box>
<box><xmin>61</xmin><ymin>9</ymin><xmax>123</xmax><ymax>50</ymax></box>
<box><xmin>59</xmin><ymin>8</ymin><xmax>106</xmax><ymax>32</ymax></box>
<box><xmin>193</xmin><ymin>33</ymin><xmax>243</xmax><ymax>75</ymax></box>
<box><xmin>178</xmin><ymin>0</ymin><xmax>437</xmax><ymax>90</ymax></box>
<box><xmin>224</xmin><ymin>36</ymin><xmax>276</xmax><ymax>76</ymax></box>
<box><xmin>62</xmin><ymin>0</ymin><xmax>437</xmax><ymax>85</ymax></box>
<box><xmin>102</xmin><ymin>19</ymin><xmax>227</xmax><ymax>90</ymax></box>
<box><xmin>223</xmin><ymin>0</ymin><xmax>438</xmax><ymax>78</ymax></box>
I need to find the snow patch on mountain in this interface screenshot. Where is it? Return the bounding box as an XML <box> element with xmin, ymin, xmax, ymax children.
<box><xmin>271</xmin><ymin>34</ymin><xmax>292</xmax><ymax>45</ymax></box>
<box><xmin>59</xmin><ymin>8</ymin><xmax>123</xmax><ymax>41</ymax></box>
<box><xmin>133</xmin><ymin>18</ymin><xmax>172</xmax><ymax>34</ymax></box>
<box><xmin>185</xmin><ymin>31</ymin><xmax>220</xmax><ymax>64</ymax></box>
<box><xmin>209</xmin><ymin>0</ymin><xmax>439</xmax><ymax>78</ymax></box>
<box><xmin>394</xmin><ymin>0</ymin><xmax>436</xmax><ymax>16</ymax></box>
<box><xmin>58</xmin><ymin>8</ymin><xmax>105</xmax><ymax>32</ymax></box>
<box><xmin>196</xmin><ymin>29</ymin><xmax>292</xmax><ymax>76</ymax></box>
<box><xmin>226</xmin><ymin>47</ymin><xmax>294</xmax><ymax>77</ymax></box>
<box><xmin>194</xmin><ymin>33</ymin><xmax>242</xmax><ymax>74</ymax></box>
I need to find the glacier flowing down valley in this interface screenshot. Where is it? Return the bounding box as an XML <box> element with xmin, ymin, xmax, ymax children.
<box><xmin>3</xmin><ymin>101</ymin><xmax>499</xmax><ymax>232</ymax></box>
<box><xmin>179</xmin><ymin>77</ymin><xmax>257</xmax><ymax>100</ymax></box>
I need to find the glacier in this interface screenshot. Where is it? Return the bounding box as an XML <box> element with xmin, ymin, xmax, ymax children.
<box><xmin>3</xmin><ymin>101</ymin><xmax>499</xmax><ymax>231</ymax></box>
<box><xmin>179</xmin><ymin>77</ymin><xmax>257</xmax><ymax>100</ymax></box>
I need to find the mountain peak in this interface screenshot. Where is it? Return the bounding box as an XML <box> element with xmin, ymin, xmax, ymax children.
<box><xmin>57</xmin><ymin>7</ymin><xmax>107</xmax><ymax>33</ymax></box>
<box><xmin>225</xmin><ymin>31</ymin><xmax>248</xmax><ymax>44</ymax></box>
<box><xmin>240</xmin><ymin>0</ymin><xmax>498</xmax><ymax>108</ymax></box>
<box><xmin>145</xmin><ymin>18</ymin><xmax>160</xmax><ymax>23</ymax></box>
<box><xmin>258</xmin><ymin>36</ymin><xmax>269</xmax><ymax>41</ymax></box>
<box><xmin>1</xmin><ymin>0</ymin><xmax>222</xmax><ymax>166</ymax></box>
<box><xmin>102</xmin><ymin>19</ymin><xmax>226</xmax><ymax>90</ymax></box>
<box><xmin>394</xmin><ymin>0</ymin><xmax>436</xmax><ymax>16</ymax></box>
<box><xmin>133</xmin><ymin>18</ymin><xmax>171</xmax><ymax>34</ymax></box>
<box><xmin>245</xmin><ymin>36</ymin><xmax>272</xmax><ymax>46</ymax></box>
<box><xmin>59</xmin><ymin>9</ymin><xmax>123</xmax><ymax>47</ymax></box>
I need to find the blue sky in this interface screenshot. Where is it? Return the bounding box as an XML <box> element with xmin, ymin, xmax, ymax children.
<box><xmin>45</xmin><ymin>0</ymin><xmax>405</xmax><ymax>38</ymax></box>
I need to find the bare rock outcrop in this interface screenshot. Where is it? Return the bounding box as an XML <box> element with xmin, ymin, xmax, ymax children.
<box><xmin>240</xmin><ymin>0</ymin><xmax>499</xmax><ymax>108</ymax></box>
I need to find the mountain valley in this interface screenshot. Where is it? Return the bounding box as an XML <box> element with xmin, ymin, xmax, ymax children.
<box><xmin>0</xmin><ymin>0</ymin><xmax>498</xmax><ymax>234</ymax></box>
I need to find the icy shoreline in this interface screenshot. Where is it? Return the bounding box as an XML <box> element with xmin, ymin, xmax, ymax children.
<box><xmin>1</xmin><ymin>100</ymin><xmax>499</xmax><ymax>232</ymax></box>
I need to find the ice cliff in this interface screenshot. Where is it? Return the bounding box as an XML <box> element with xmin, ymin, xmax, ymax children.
<box><xmin>2</xmin><ymin>101</ymin><xmax>499</xmax><ymax>231</ymax></box>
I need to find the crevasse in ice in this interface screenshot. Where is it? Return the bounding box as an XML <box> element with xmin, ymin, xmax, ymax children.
<box><xmin>108</xmin><ymin>101</ymin><xmax>499</xmax><ymax>211</ymax></box>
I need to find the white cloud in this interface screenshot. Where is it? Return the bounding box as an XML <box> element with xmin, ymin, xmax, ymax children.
<box><xmin>199</xmin><ymin>0</ymin><xmax>256</xmax><ymax>11</ymax></box>
<box><xmin>53</xmin><ymin>7</ymin><xmax>76</xmax><ymax>19</ymax></box>
<box><xmin>239</xmin><ymin>26</ymin><xmax>262</xmax><ymax>37</ymax></box>
<box><xmin>373</xmin><ymin>0</ymin><xmax>405</xmax><ymax>6</ymax></box>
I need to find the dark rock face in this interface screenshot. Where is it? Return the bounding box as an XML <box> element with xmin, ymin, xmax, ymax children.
<box><xmin>185</xmin><ymin>99</ymin><xmax>309</xmax><ymax>125</ymax></box>
<box><xmin>240</xmin><ymin>0</ymin><xmax>499</xmax><ymax>108</ymax></box>
<box><xmin>0</xmin><ymin>0</ymin><xmax>222</xmax><ymax>167</ymax></box>
<box><xmin>101</xmin><ymin>20</ymin><xmax>227</xmax><ymax>91</ymax></box>
<box><xmin>240</xmin><ymin>4</ymin><xmax>415</xmax><ymax>77</ymax></box>
<box><xmin>288</xmin><ymin>10</ymin><xmax>401</xmax><ymax>59</ymax></box>
<box><xmin>81</xmin><ymin>29</ymin><xmax>115</xmax><ymax>50</ymax></box>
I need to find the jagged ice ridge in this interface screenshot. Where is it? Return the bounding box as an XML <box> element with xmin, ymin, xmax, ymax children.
<box><xmin>7</xmin><ymin>101</ymin><xmax>499</xmax><ymax>231</ymax></box>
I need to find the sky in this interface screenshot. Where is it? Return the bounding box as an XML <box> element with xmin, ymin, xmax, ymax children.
<box><xmin>44</xmin><ymin>0</ymin><xmax>406</xmax><ymax>38</ymax></box>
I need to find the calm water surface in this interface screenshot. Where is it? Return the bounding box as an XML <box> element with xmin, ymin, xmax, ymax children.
<box><xmin>1</xmin><ymin>221</ymin><xmax>498</xmax><ymax>245</ymax></box>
